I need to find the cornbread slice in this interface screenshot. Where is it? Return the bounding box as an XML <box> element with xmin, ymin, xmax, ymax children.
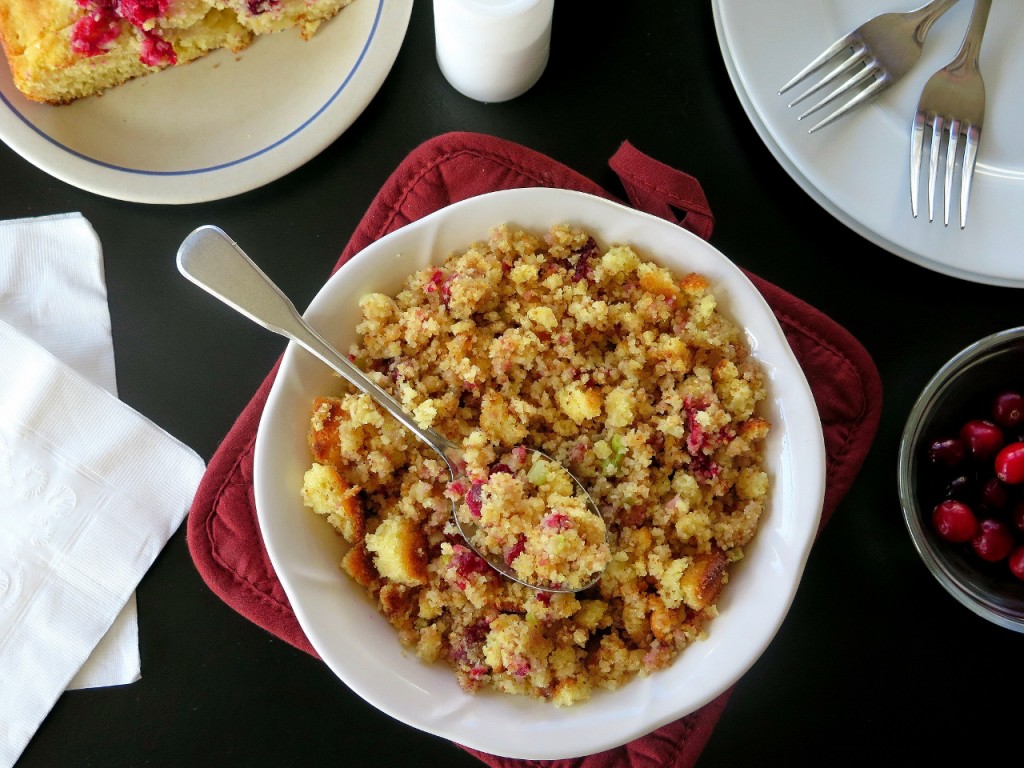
<box><xmin>0</xmin><ymin>0</ymin><xmax>353</xmax><ymax>104</ymax></box>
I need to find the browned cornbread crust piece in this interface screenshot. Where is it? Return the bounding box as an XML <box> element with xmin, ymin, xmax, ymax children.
<box><xmin>0</xmin><ymin>0</ymin><xmax>352</xmax><ymax>104</ymax></box>
<box><xmin>302</xmin><ymin>224</ymin><xmax>772</xmax><ymax>706</ymax></box>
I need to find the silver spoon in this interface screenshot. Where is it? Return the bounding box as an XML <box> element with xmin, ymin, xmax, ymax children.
<box><xmin>176</xmin><ymin>225</ymin><xmax>607</xmax><ymax>593</ymax></box>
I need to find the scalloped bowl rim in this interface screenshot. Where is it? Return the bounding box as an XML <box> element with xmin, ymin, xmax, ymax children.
<box><xmin>253</xmin><ymin>188</ymin><xmax>826</xmax><ymax>759</ymax></box>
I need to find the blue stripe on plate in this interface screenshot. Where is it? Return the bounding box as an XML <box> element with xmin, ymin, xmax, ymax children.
<box><xmin>0</xmin><ymin>0</ymin><xmax>382</xmax><ymax>177</ymax></box>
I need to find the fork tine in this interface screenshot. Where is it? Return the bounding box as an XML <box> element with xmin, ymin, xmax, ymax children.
<box><xmin>796</xmin><ymin>64</ymin><xmax>877</xmax><ymax>123</ymax></box>
<box><xmin>927</xmin><ymin>116</ymin><xmax>944</xmax><ymax>222</ymax></box>
<box><xmin>910</xmin><ymin>110</ymin><xmax>926</xmax><ymax>218</ymax></box>
<box><xmin>787</xmin><ymin>45</ymin><xmax>866</xmax><ymax>108</ymax></box>
<box><xmin>960</xmin><ymin>124</ymin><xmax>981</xmax><ymax>229</ymax></box>
<box><xmin>943</xmin><ymin>118</ymin><xmax>961</xmax><ymax>227</ymax></box>
<box><xmin>806</xmin><ymin>75</ymin><xmax>887</xmax><ymax>134</ymax></box>
<box><xmin>779</xmin><ymin>33</ymin><xmax>858</xmax><ymax>95</ymax></box>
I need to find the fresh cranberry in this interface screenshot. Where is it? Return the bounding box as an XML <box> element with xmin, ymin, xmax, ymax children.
<box><xmin>972</xmin><ymin>518</ymin><xmax>1015</xmax><ymax>562</ymax></box>
<box><xmin>979</xmin><ymin>477</ymin><xmax>1009</xmax><ymax>510</ymax></box>
<box><xmin>489</xmin><ymin>463</ymin><xmax>512</xmax><ymax>475</ymax></box>
<box><xmin>994</xmin><ymin>441</ymin><xmax>1024</xmax><ymax>485</ymax></box>
<box><xmin>944</xmin><ymin>474</ymin><xmax>973</xmax><ymax>500</ymax></box>
<box><xmin>1012</xmin><ymin>502</ymin><xmax>1024</xmax><ymax>533</ymax></box>
<box><xmin>959</xmin><ymin>419</ymin><xmax>1004</xmax><ymax>460</ymax></box>
<box><xmin>992</xmin><ymin>391</ymin><xmax>1024</xmax><ymax>429</ymax></box>
<box><xmin>928</xmin><ymin>437</ymin><xmax>967</xmax><ymax>467</ymax></box>
<box><xmin>931</xmin><ymin>500</ymin><xmax>978</xmax><ymax>543</ymax></box>
<box><xmin>1009</xmin><ymin>546</ymin><xmax>1024</xmax><ymax>581</ymax></box>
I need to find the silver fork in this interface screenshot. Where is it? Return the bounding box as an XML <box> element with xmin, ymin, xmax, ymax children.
<box><xmin>780</xmin><ymin>0</ymin><xmax>961</xmax><ymax>133</ymax></box>
<box><xmin>910</xmin><ymin>0</ymin><xmax>992</xmax><ymax>229</ymax></box>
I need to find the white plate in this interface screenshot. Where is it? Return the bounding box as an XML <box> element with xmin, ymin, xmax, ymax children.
<box><xmin>0</xmin><ymin>0</ymin><xmax>411</xmax><ymax>204</ymax></box>
<box><xmin>712</xmin><ymin>0</ymin><xmax>1024</xmax><ymax>287</ymax></box>
<box><xmin>252</xmin><ymin>188</ymin><xmax>826</xmax><ymax>759</ymax></box>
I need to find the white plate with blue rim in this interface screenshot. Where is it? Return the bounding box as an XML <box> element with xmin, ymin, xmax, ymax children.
<box><xmin>0</xmin><ymin>0</ymin><xmax>411</xmax><ymax>204</ymax></box>
<box><xmin>712</xmin><ymin>0</ymin><xmax>1024</xmax><ymax>288</ymax></box>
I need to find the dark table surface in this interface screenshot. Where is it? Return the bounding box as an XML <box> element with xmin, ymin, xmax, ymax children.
<box><xmin>5</xmin><ymin>2</ymin><xmax>1022</xmax><ymax>767</ymax></box>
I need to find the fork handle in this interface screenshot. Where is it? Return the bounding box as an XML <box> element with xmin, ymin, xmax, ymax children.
<box><xmin>909</xmin><ymin>0</ymin><xmax>963</xmax><ymax>45</ymax></box>
<box><xmin>954</xmin><ymin>0</ymin><xmax>993</xmax><ymax>70</ymax></box>
<box><xmin>176</xmin><ymin>225</ymin><xmax>462</xmax><ymax>461</ymax></box>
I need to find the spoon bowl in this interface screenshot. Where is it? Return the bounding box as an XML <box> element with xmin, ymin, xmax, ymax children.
<box><xmin>176</xmin><ymin>224</ymin><xmax>607</xmax><ymax>592</ymax></box>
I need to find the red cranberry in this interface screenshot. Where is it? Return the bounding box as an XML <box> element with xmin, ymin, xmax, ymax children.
<box><xmin>992</xmin><ymin>391</ymin><xmax>1024</xmax><ymax>429</ymax></box>
<box><xmin>972</xmin><ymin>518</ymin><xmax>1015</xmax><ymax>562</ymax></box>
<box><xmin>465</xmin><ymin>482</ymin><xmax>483</xmax><ymax>517</ymax></box>
<box><xmin>450</xmin><ymin>545</ymin><xmax>490</xmax><ymax>578</ymax></box>
<box><xmin>70</xmin><ymin>10</ymin><xmax>121</xmax><ymax>56</ymax></box>
<box><xmin>118</xmin><ymin>0</ymin><xmax>170</xmax><ymax>27</ymax></box>
<box><xmin>928</xmin><ymin>437</ymin><xmax>967</xmax><ymax>467</ymax></box>
<box><xmin>542</xmin><ymin>512</ymin><xmax>572</xmax><ymax>530</ymax></box>
<box><xmin>1009</xmin><ymin>546</ymin><xmax>1024</xmax><ymax>581</ymax></box>
<box><xmin>139</xmin><ymin>31</ymin><xmax>175</xmax><ymax>66</ymax></box>
<box><xmin>568</xmin><ymin>237</ymin><xmax>599</xmax><ymax>283</ymax></box>
<box><xmin>944</xmin><ymin>474</ymin><xmax>973</xmax><ymax>500</ymax></box>
<box><xmin>979</xmin><ymin>477</ymin><xmax>1009</xmax><ymax>510</ymax></box>
<box><xmin>994</xmin><ymin>441</ymin><xmax>1024</xmax><ymax>485</ymax></box>
<box><xmin>959</xmin><ymin>419</ymin><xmax>1004</xmax><ymax>460</ymax></box>
<box><xmin>504</xmin><ymin>535</ymin><xmax>527</xmax><ymax>565</ymax></box>
<box><xmin>931</xmin><ymin>500</ymin><xmax>978</xmax><ymax>543</ymax></box>
<box><xmin>1011</xmin><ymin>502</ymin><xmax>1024</xmax><ymax>533</ymax></box>
<box><xmin>424</xmin><ymin>269</ymin><xmax>444</xmax><ymax>294</ymax></box>
<box><xmin>247</xmin><ymin>0</ymin><xmax>280</xmax><ymax>14</ymax></box>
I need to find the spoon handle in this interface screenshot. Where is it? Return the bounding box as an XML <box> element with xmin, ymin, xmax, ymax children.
<box><xmin>176</xmin><ymin>225</ymin><xmax>460</xmax><ymax>461</ymax></box>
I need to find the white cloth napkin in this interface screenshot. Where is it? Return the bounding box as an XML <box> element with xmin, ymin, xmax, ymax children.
<box><xmin>0</xmin><ymin>214</ymin><xmax>206</xmax><ymax>767</ymax></box>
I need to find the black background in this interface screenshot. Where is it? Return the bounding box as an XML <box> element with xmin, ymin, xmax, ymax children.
<box><xmin>4</xmin><ymin>3</ymin><xmax>1022</xmax><ymax>767</ymax></box>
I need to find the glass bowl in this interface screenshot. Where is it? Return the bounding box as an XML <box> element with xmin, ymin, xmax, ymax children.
<box><xmin>898</xmin><ymin>326</ymin><xmax>1024</xmax><ymax>632</ymax></box>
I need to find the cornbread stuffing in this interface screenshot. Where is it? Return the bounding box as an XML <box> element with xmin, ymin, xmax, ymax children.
<box><xmin>301</xmin><ymin>224</ymin><xmax>771</xmax><ymax>706</ymax></box>
<box><xmin>446</xmin><ymin>447</ymin><xmax>611</xmax><ymax>591</ymax></box>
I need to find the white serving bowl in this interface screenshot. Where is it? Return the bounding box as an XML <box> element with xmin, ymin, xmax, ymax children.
<box><xmin>253</xmin><ymin>188</ymin><xmax>826</xmax><ymax>759</ymax></box>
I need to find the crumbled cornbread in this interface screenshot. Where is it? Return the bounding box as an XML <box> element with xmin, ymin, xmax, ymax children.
<box><xmin>446</xmin><ymin>447</ymin><xmax>611</xmax><ymax>591</ymax></box>
<box><xmin>301</xmin><ymin>224</ymin><xmax>770</xmax><ymax>706</ymax></box>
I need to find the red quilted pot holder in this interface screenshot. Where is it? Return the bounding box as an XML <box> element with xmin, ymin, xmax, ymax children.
<box><xmin>187</xmin><ymin>131</ymin><xmax>883</xmax><ymax>768</ymax></box>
